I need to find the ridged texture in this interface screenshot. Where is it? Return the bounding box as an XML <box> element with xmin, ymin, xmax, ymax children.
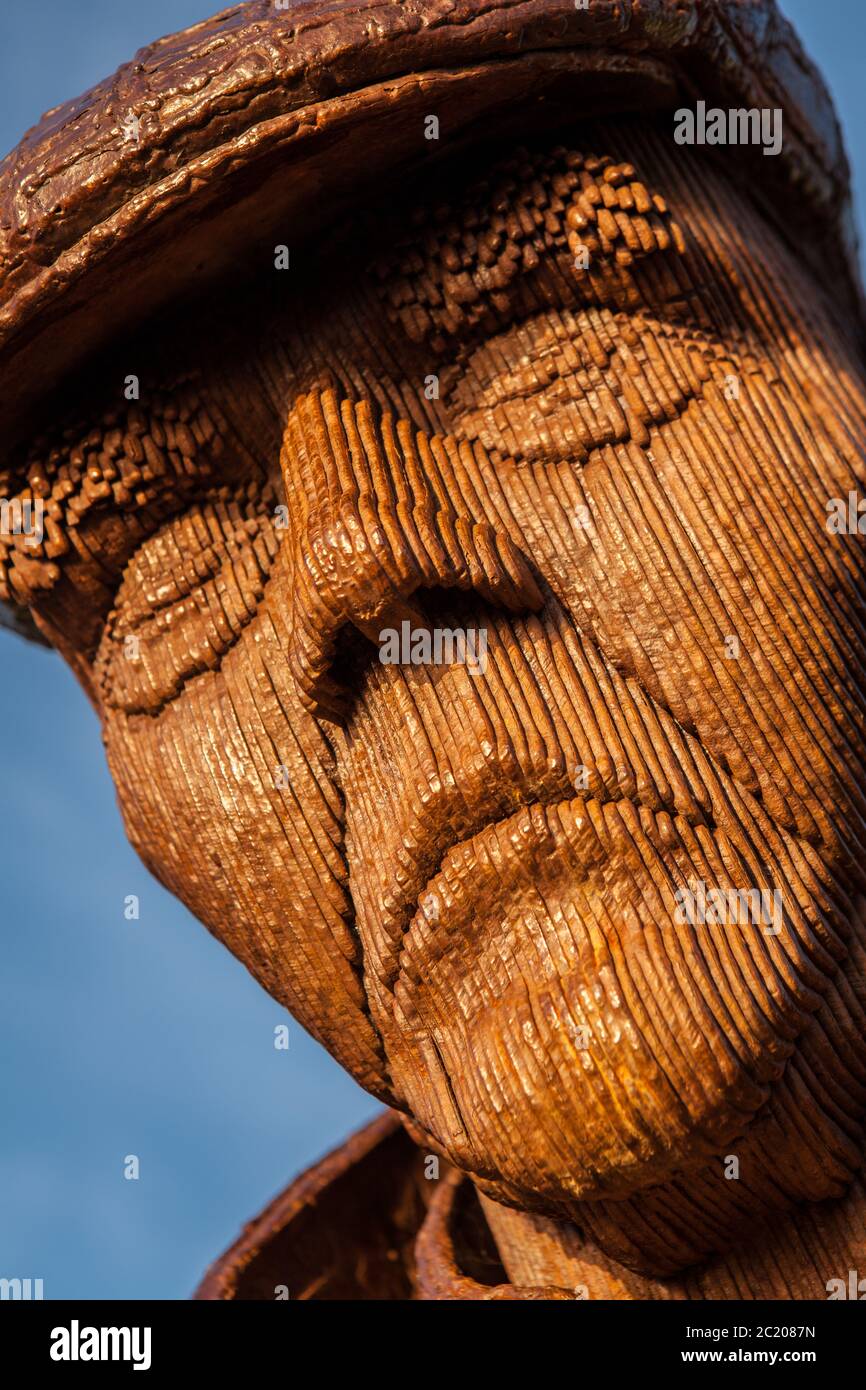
<box><xmin>2</xmin><ymin>12</ymin><xmax>866</xmax><ymax>1293</ymax></box>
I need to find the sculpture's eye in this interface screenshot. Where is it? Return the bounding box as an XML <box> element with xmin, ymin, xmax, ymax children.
<box><xmin>0</xmin><ymin>378</ymin><xmax>265</xmax><ymax>662</ymax></box>
<box><xmin>93</xmin><ymin>486</ymin><xmax>280</xmax><ymax>716</ymax></box>
<box><xmin>369</xmin><ymin>143</ymin><xmax>748</xmax><ymax>467</ymax></box>
<box><xmin>450</xmin><ymin>303</ymin><xmax>742</xmax><ymax>466</ymax></box>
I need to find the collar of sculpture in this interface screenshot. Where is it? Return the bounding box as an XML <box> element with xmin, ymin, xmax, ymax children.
<box><xmin>193</xmin><ymin>1111</ymin><xmax>866</xmax><ymax>1300</ymax></box>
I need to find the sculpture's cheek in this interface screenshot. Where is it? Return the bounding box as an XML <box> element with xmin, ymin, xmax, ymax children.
<box><xmin>473</xmin><ymin>360</ymin><xmax>866</xmax><ymax>860</ymax></box>
<box><xmin>98</xmin><ymin>562</ymin><xmax>393</xmax><ymax>1101</ymax></box>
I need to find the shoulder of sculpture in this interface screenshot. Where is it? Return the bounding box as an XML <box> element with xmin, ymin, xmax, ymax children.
<box><xmin>194</xmin><ymin>1109</ymin><xmax>428</xmax><ymax>1300</ymax></box>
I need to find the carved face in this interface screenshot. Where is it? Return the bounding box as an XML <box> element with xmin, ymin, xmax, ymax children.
<box><xmin>6</xmin><ymin>118</ymin><xmax>866</xmax><ymax>1274</ymax></box>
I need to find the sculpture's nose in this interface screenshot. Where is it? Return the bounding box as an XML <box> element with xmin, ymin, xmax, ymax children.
<box><xmin>280</xmin><ymin>389</ymin><xmax>543</xmax><ymax>720</ymax></box>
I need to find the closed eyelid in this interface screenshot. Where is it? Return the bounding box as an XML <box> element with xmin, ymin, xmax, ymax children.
<box><xmin>93</xmin><ymin>487</ymin><xmax>281</xmax><ymax>717</ymax></box>
<box><xmin>448</xmin><ymin>300</ymin><xmax>745</xmax><ymax>469</ymax></box>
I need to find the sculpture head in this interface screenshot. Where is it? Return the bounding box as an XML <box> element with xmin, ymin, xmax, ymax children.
<box><xmin>3</xmin><ymin>0</ymin><xmax>866</xmax><ymax>1277</ymax></box>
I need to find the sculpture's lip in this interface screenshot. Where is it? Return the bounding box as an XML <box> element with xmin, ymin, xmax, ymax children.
<box><xmin>394</xmin><ymin>792</ymin><xmax>579</xmax><ymax>987</ymax></box>
<box><xmin>381</xmin><ymin>773</ymin><xmax>678</xmax><ymax>996</ymax></box>
<box><xmin>364</xmin><ymin>779</ymin><xmax>572</xmax><ymax>996</ymax></box>
<box><xmin>376</xmin><ymin>730</ymin><xmax>834</xmax><ymax>1002</ymax></box>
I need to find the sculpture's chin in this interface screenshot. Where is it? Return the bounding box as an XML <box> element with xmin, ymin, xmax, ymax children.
<box><xmin>388</xmin><ymin>795</ymin><xmax>818</xmax><ymax>1210</ymax></box>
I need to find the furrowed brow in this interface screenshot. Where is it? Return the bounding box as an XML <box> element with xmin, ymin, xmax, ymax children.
<box><xmin>369</xmin><ymin>143</ymin><xmax>687</xmax><ymax>356</ymax></box>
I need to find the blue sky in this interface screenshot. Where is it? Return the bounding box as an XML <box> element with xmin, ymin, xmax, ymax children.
<box><xmin>0</xmin><ymin>0</ymin><xmax>863</xmax><ymax>1299</ymax></box>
